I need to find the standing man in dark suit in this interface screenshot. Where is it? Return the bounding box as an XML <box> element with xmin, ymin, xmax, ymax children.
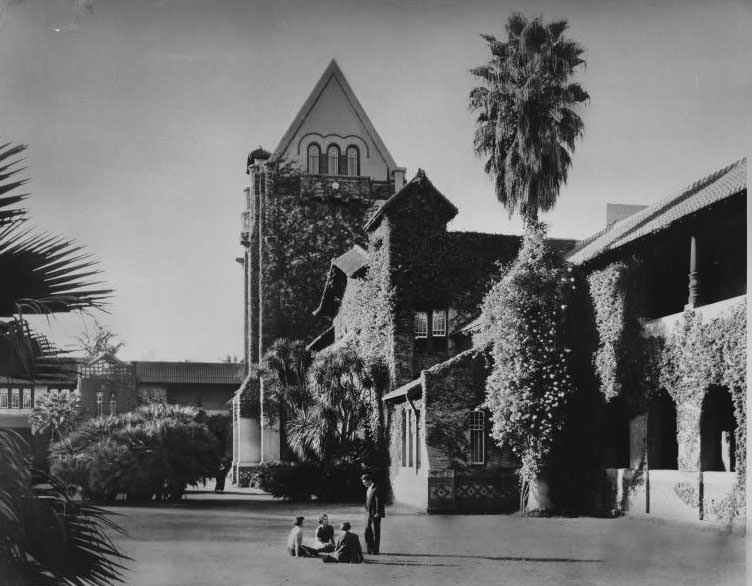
<box><xmin>361</xmin><ymin>473</ymin><xmax>385</xmax><ymax>554</ymax></box>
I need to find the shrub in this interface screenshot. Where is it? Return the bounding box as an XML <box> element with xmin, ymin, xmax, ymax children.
<box><xmin>255</xmin><ymin>461</ymin><xmax>320</xmax><ymax>501</ymax></box>
<box><xmin>50</xmin><ymin>404</ymin><xmax>220</xmax><ymax>503</ymax></box>
<box><xmin>255</xmin><ymin>460</ymin><xmax>366</xmax><ymax>502</ymax></box>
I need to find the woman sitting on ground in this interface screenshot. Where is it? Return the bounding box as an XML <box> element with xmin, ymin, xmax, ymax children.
<box><xmin>314</xmin><ymin>514</ymin><xmax>335</xmax><ymax>553</ymax></box>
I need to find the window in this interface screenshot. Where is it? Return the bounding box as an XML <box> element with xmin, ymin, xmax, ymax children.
<box><xmin>401</xmin><ymin>409</ymin><xmax>407</xmax><ymax>466</ymax></box>
<box><xmin>253</xmin><ymin>172</ymin><xmax>263</xmax><ymax>196</ymax></box>
<box><xmin>327</xmin><ymin>145</ymin><xmax>340</xmax><ymax>175</ymax></box>
<box><xmin>469</xmin><ymin>410</ymin><xmax>485</xmax><ymax>465</ymax></box>
<box><xmin>22</xmin><ymin>388</ymin><xmax>32</xmax><ymax>409</ymax></box>
<box><xmin>0</xmin><ymin>389</ymin><xmax>7</xmax><ymax>409</ymax></box>
<box><xmin>414</xmin><ymin>312</ymin><xmax>428</xmax><ymax>339</ymax></box>
<box><xmin>96</xmin><ymin>392</ymin><xmax>104</xmax><ymax>417</ymax></box>
<box><xmin>432</xmin><ymin>310</ymin><xmax>447</xmax><ymax>337</ymax></box>
<box><xmin>307</xmin><ymin>143</ymin><xmax>321</xmax><ymax>174</ymax></box>
<box><xmin>415</xmin><ymin>309</ymin><xmax>448</xmax><ymax>352</ymax></box>
<box><xmin>346</xmin><ymin>146</ymin><xmax>360</xmax><ymax>176</ymax></box>
<box><xmin>109</xmin><ymin>392</ymin><xmax>117</xmax><ymax>416</ymax></box>
<box><xmin>11</xmin><ymin>388</ymin><xmax>20</xmax><ymax>409</ymax></box>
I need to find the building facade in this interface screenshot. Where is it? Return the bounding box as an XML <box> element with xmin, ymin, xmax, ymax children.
<box><xmin>232</xmin><ymin>60</ymin><xmax>406</xmax><ymax>481</ymax></box>
<box><xmin>567</xmin><ymin>158</ymin><xmax>747</xmax><ymax>521</ymax></box>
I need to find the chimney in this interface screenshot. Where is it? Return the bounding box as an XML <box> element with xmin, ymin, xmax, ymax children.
<box><xmin>606</xmin><ymin>203</ymin><xmax>648</xmax><ymax>227</ymax></box>
<box><xmin>392</xmin><ymin>167</ymin><xmax>406</xmax><ymax>191</ymax></box>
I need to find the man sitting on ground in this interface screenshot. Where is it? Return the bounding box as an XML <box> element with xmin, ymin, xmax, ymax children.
<box><xmin>287</xmin><ymin>516</ymin><xmax>318</xmax><ymax>558</ymax></box>
<box><xmin>321</xmin><ymin>522</ymin><xmax>363</xmax><ymax>564</ymax></box>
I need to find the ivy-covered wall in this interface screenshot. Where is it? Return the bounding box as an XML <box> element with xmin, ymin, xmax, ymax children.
<box><xmin>587</xmin><ymin>256</ymin><xmax>746</xmax><ymax>518</ymax></box>
<box><xmin>659</xmin><ymin>302</ymin><xmax>746</xmax><ymax>516</ymax></box>
<box><xmin>258</xmin><ymin>168</ymin><xmax>392</xmax><ymax>351</ymax></box>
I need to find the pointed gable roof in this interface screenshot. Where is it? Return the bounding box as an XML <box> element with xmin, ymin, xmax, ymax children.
<box><xmin>271</xmin><ymin>60</ymin><xmax>397</xmax><ymax>170</ymax></box>
<box><xmin>364</xmin><ymin>169</ymin><xmax>458</xmax><ymax>231</ymax></box>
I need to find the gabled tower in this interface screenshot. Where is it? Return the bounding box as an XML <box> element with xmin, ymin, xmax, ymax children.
<box><xmin>233</xmin><ymin>61</ymin><xmax>405</xmax><ymax>477</ymax></box>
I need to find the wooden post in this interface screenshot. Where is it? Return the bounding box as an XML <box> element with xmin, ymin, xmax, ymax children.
<box><xmin>687</xmin><ymin>235</ymin><xmax>701</xmax><ymax>308</ymax></box>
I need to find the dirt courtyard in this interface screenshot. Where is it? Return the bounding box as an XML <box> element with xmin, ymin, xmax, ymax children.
<box><xmin>107</xmin><ymin>487</ymin><xmax>745</xmax><ymax>586</ymax></box>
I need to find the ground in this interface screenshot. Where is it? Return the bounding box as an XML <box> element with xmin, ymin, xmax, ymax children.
<box><xmin>107</xmin><ymin>484</ymin><xmax>745</xmax><ymax>586</ymax></box>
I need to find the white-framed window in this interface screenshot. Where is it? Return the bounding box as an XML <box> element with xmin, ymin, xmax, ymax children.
<box><xmin>414</xmin><ymin>312</ymin><xmax>428</xmax><ymax>339</ymax></box>
<box><xmin>346</xmin><ymin>145</ymin><xmax>360</xmax><ymax>176</ymax></box>
<box><xmin>0</xmin><ymin>388</ymin><xmax>8</xmax><ymax>409</ymax></box>
<box><xmin>109</xmin><ymin>392</ymin><xmax>117</xmax><ymax>416</ymax></box>
<box><xmin>432</xmin><ymin>310</ymin><xmax>447</xmax><ymax>337</ymax></box>
<box><xmin>11</xmin><ymin>388</ymin><xmax>20</xmax><ymax>409</ymax></box>
<box><xmin>307</xmin><ymin>143</ymin><xmax>321</xmax><ymax>174</ymax></box>
<box><xmin>96</xmin><ymin>392</ymin><xmax>104</xmax><ymax>417</ymax></box>
<box><xmin>327</xmin><ymin>145</ymin><xmax>340</xmax><ymax>175</ymax></box>
<box><xmin>22</xmin><ymin>388</ymin><xmax>32</xmax><ymax>409</ymax></box>
<box><xmin>469</xmin><ymin>410</ymin><xmax>485</xmax><ymax>465</ymax></box>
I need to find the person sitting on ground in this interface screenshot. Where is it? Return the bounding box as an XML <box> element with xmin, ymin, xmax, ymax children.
<box><xmin>314</xmin><ymin>513</ymin><xmax>335</xmax><ymax>553</ymax></box>
<box><xmin>321</xmin><ymin>522</ymin><xmax>363</xmax><ymax>564</ymax></box>
<box><xmin>287</xmin><ymin>516</ymin><xmax>318</xmax><ymax>558</ymax></box>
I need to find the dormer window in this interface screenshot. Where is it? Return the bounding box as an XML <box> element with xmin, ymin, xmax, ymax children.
<box><xmin>307</xmin><ymin>143</ymin><xmax>321</xmax><ymax>174</ymax></box>
<box><xmin>346</xmin><ymin>145</ymin><xmax>360</xmax><ymax>176</ymax></box>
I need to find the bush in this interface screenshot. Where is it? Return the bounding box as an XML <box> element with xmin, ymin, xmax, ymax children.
<box><xmin>256</xmin><ymin>460</ymin><xmax>366</xmax><ymax>502</ymax></box>
<box><xmin>50</xmin><ymin>404</ymin><xmax>221</xmax><ymax>503</ymax></box>
<box><xmin>255</xmin><ymin>461</ymin><xmax>320</xmax><ymax>501</ymax></box>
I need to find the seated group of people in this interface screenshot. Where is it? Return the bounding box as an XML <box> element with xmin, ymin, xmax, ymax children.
<box><xmin>286</xmin><ymin>514</ymin><xmax>363</xmax><ymax>564</ymax></box>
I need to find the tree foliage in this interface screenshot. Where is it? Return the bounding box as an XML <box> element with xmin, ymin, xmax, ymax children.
<box><xmin>469</xmin><ymin>13</ymin><xmax>588</xmax><ymax>223</ymax></box>
<box><xmin>50</xmin><ymin>404</ymin><xmax>220</xmax><ymax>503</ymax></box>
<box><xmin>30</xmin><ymin>388</ymin><xmax>83</xmax><ymax>442</ymax></box>
<box><xmin>76</xmin><ymin>321</ymin><xmax>125</xmax><ymax>358</ymax></box>
<box><xmin>0</xmin><ymin>428</ymin><xmax>129</xmax><ymax>585</ymax></box>
<box><xmin>480</xmin><ymin>223</ymin><xmax>576</xmax><ymax>485</ymax></box>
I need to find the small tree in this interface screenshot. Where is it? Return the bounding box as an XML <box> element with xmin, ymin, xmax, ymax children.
<box><xmin>30</xmin><ymin>388</ymin><xmax>83</xmax><ymax>442</ymax></box>
<box><xmin>77</xmin><ymin>321</ymin><xmax>124</xmax><ymax>358</ymax></box>
<box><xmin>480</xmin><ymin>222</ymin><xmax>576</xmax><ymax>511</ymax></box>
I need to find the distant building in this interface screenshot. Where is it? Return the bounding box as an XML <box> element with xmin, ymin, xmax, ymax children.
<box><xmin>1</xmin><ymin>355</ymin><xmax>242</xmax><ymax>439</ymax></box>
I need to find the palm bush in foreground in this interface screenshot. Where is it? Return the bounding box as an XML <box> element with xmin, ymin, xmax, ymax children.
<box><xmin>0</xmin><ymin>428</ymin><xmax>129</xmax><ymax>585</ymax></box>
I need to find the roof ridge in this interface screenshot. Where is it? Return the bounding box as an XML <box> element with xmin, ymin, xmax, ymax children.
<box><xmin>570</xmin><ymin>158</ymin><xmax>746</xmax><ymax>264</ymax></box>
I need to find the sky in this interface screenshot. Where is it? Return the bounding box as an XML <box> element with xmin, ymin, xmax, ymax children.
<box><xmin>0</xmin><ymin>0</ymin><xmax>750</xmax><ymax>362</ymax></box>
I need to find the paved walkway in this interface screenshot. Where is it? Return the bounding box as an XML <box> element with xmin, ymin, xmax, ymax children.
<box><xmin>106</xmin><ymin>485</ymin><xmax>746</xmax><ymax>586</ymax></box>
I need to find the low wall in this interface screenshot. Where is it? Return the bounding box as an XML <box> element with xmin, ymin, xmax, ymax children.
<box><xmin>427</xmin><ymin>468</ymin><xmax>519</xmax><ymax>513</ymax></box>
<box><xmin>605</xmin><ymin>468</ymin><xmax>737</xmax><ymax>522</ymax></box>
<box><xmin>391</xmin><ymin>466</ymin><xmax>429</xmax><ymax>510</ymax></box>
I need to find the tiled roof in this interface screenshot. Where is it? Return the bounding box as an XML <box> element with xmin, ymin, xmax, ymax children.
<box><xmin>133</xmin><ymin>361</ymin><xmax>244</xmax><ymax>385</ymax></box>
<box><xmin>568</xmin><ymin>158</ymin><xmax>746</xmax><ymax>265</ymax></box>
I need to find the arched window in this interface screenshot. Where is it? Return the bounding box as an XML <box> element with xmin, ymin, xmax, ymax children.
<box><xmin>327</xmin><ymin>145</ymin><xmax>340</xmax><ymax>175</ymax></box>
<box><xmin>346</xmin><ymin>145</ymin><xmax>360</xmax><ymax>176</ymax></box>
<box><xmin>109</xmin><ymin>391</ymin><xmax>117</xmax><ymax>417</ymax></box>
<box><xmin>307</xmin><ymin>143</ymin><xmax>321</xmax><ymax>174</ymax></box>
<box><xmin>96</xmin><ymin>392</ymin><xmax>104</xmax><ymax>417</ymax></box>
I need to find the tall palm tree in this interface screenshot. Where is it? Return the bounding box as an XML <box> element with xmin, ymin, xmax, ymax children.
<box><xmin>0</xmin><ymin>142</ymin><xmax>111</xmax><ymax>378</ymax></box>
<box><xmin>469</xmin><ymin>13</ymin><xmax>589</xmax><ymax>224</ymax></box>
